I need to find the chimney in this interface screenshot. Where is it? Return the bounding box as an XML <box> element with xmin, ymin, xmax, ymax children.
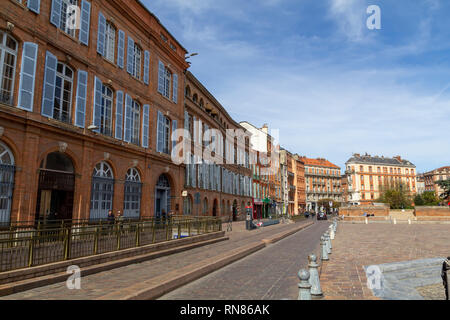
<box><xmin>354</xmin><ymin>153</ymin><xmax>360</xmax><ymax>157</ymax></box>
<box><xmin>261</xmin><ymin>124</ymin><xmax>268</xmax><ymax>134</ymax></box>
<box><xmin>394</xmin><ymin>156</ymin><xmax>402</xmax><ymax>161</ymax></box>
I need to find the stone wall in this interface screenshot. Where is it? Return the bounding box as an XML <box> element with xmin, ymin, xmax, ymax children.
<box><xmin>414</xmin><ymin>206</ymin><xmax>450</xmax><ymax>217</ymax></box>
<box><xmin>340</xmin><ymin>205</ymin><xmax>390</xmax><ymax>217</ymax></box>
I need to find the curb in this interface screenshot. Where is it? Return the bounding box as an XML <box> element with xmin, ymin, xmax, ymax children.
<box><xmin>99</xmin><ymin>221</ymin><xmax>315</xmax><ymax>300</ymax></box>
<box><xmin>0</xmin><ymin>234</ymin><xmax>228</xmax><ymax>297</ymax></box>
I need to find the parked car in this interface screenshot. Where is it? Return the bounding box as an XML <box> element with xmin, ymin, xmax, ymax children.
<box><xmin>317</xmin><ymin>212</ymin><xmax>328</xmax><ymax>220</ymax></box>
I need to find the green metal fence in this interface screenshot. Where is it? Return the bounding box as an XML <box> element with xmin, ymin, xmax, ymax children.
<box><xmin>0</xmin><ymin>216</ymin><xmax>222</xmax><ymax>272</ymax></box>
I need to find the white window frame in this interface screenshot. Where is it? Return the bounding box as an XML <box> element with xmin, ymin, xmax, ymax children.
<box><xmin>105</xmin><ymin>21</ymin><xmax>116</xmax><ymax>63</ymax></box>
<box><xmin>132</xmin><ymin>44</ymin><xmax>141</xmax><ymax>80</ymax></box>
<box><xmin>0</xmin><ymin>32</ymin><xmax>18</xmax><ymax>106</ymax></box>
<box><xmin>54</xmin><ymin>62</ymin><xmax>74</xmax><ymax>123</ymax></box>
<box><xmin>60</xmin><ymin>0</ymin><xmax>78</xmax><ymax>38</ymax></box>
<box><xmin>100</xmin><ymin>84</ymin><xmax>113</xmax><ymax>136</ymax></box>
<box><xmin>130</xmin><ymin>99</ymin><xmax>140</xmax><ymax>145</ymax></box>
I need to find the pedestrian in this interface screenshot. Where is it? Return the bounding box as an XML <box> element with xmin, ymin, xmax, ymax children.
<box><xmin>116</xmin><ymin>210</ymin><xmax>124</xmax><ymax>233</ymax></box>
<box><xmin>107</xmin><ymin>210</ymin><xmax>115</xmax><ymax>235</ymax></box>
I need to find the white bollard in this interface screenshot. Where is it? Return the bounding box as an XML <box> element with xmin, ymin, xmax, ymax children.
<box><xmin>394</xmin><ymin>218</ymin><xmax>397</xmax><ymax>225</ymax></box>
<box><xmin>365</xmin><ymin>218</ymin><xmax>368</xmax><ymax>224</ymax></box>
<box><xmin>408</xmin><ymin>219</ymin><xmax>411</xmax><ymax>225</ymax></box>
<box><xmin>298</xmin><ymin>269</ymin><xmax>312</xmax><ymax>300</ymax></box>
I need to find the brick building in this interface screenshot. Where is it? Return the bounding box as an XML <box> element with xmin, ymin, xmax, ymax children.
<box><xmin>0</xmin><ymin>0</ymin><xmax>191</xmax><ymax>224</ymax></box>
<box><xmin>344</xmin><ymin>153</ymin><xmax>417</xmax><ymax>206</ymax></box>
<box><xmin>293</xmin><ymin>154</ymin><xmax>306</xmax><ymax>215</ymax></box>
<box><xmin>423</xmin><ymin>166</ymin><xmax>450</xmax><ymax>198</ymax></box>
<box><xmin>183</xmin><ymin>71</ymin><xmax>253</xmax><ymax>221</ymax></box>
<box><xmin>300</xmin><ymin>156</ymin><xmax>342</xmax><ymax>213</ymax></box>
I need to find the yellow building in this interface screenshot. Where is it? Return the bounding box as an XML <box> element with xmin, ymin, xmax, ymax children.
<box><xmin>344</xmin><ymin>154</ymin><xmax>417</xmax><ymax>205</ymax></box>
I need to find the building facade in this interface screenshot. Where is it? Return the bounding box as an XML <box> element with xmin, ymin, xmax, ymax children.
<box><xmin>423</xmin><ymin>166</ymin><xmax>450</xmax><ymax>198</ymax></box>
<box><xmin>344</xmin><ymin>154</ymin><xmax>417</xmax><ymax>206</ymax></box>
<box><xmin>0</xmin><ymin>0</ymin><xmax>194</xmax><ymax>225</ymax></box>
<box><xmin>300</xmin><ymin>157</ymin><xmax>342</xmax><ymax>213</ymax></box>
<box><xmin>240</xmin><ymin>122</ymin><xmax>280</xmax><ymax>219</ymax></box>
<box><xmin>183</xmin><ymin>71</ymin><xmax>253</xmax><ymax>221</ymax></box>
<box><xmin>293</xmin><ymin>154</ymin><xmax>306</xmax><ymax>215</ymax></box>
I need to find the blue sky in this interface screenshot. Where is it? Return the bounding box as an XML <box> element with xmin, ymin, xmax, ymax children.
<box><xmin>143</xmin><ymin>0</ymin><xmax>450</xmax><ymax>173</ymax></box>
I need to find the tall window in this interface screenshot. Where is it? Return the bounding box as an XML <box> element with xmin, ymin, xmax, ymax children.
<box><xmin>90</xmin><ymin>161</ymin><xmax>114</xmax><ymax>220</ymax></box>
<box><xmin>54</xmin><ymin>63</ymin><xmax>74</xmax><ymax>123</ymax></box>
<box><xmin>157</xmin><ymin>112</ymin><xmax>171</xmax><ymax>154</ymax></box>
<box><xmin>132</xmin><ymin>44</ymin><xmax>141</xmax><ymax>79</ymax></box>
<box><xmin>131</xmin><ymin>100</ymin><xmax>140</xmax><ymax>145</ymax></box>
<box><xmin>124</xmin><ymin>168</ymin><xmax>141</xmax><ymax>219</ymax></box>
<box><xmin>100</xmin><ymin>85</ymin><xmax>113</xmax><ymax>136</ymax></box>
<box><xmin>0</xmin><ymin>142</ymin><xmax>15</xmax><ymax>225</ymax></box>
<box><xmin>60</xmin><ymin>0</ymin><xmax>78</xmax><ymax>37</ymax></box>
<box><xmin>163</xmin><ymin>67</ymin><xmax>171</xmax><ymax>99</ymax></box>
<box><xmin>0</xmin><ymin>32</ymin><xmax>17</xmax><ymax>106</ymax></box>
<box><xmin>105</xmin><ymin>22</ymin><xmax>116</xmax><ymax>63</ymax></box>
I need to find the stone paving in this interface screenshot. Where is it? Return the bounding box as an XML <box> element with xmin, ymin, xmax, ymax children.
<box><xmin>159</xmin><ymin>220</ymin><xmax>330</xmax><ymax>300</ymax></box>
<box><xmin>0</xmin><ymin>219</ymin><xmax>311</xmax><ymax>300</ymax></box>
<box><xmin>320</xmin><ymin>223</ymin><xmax>450</xmax><ymax>300</ymax></box>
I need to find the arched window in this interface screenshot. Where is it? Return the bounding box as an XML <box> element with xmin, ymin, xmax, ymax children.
<box><xmin>199</xmin><ymin>99</ymin><xmax>204</xmax><ymax>108</ymax></box>
<box><xmin>54</xmin><ymin>62</ymin><xmax>74</xmax><ymax>123</ymax></box>
<box><xmin>0</xmin><ymin>32</ymin><xmax>18</xmax><ymax>106</ymax></box>
<box><xmin>0</xmin><ymin>142</ymin><xmax>15</xmax><ymax>225</ymax></box>
<box><xmin>90</xmin><ymin>162</ymin><xmax>114</xmax><ymax>220</ymax></box>
<box><xmin>155</xmin><ymin>174</ymin><xmax>171</xmax><ymax>218</ymax></box>
<box><xmin>192</xmin><ymin>93</ymin><xmax>198</xmax><ymax>103</ymax></box>
<box><xmin>100</xmin><ymin>85</ymin><xmax>113</xmax><ymax>136</ymax></box>
<box><xmin>185</xmin><ymin>86</ymin><xmax>191</xmax><ymax>97</ymax></box>
<box><xmin>124</xmin><ymin>168</ymin><xmax>141</xmax><ymax>219</ymax></box>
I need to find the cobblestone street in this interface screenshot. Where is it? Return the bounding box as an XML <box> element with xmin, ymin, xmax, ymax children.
<box><xmin>159</xmin><ymin>220</ymin><xmax>330</xmax><ymax>300</ymax></box>
<box><xmin>320</xmin><ymin>223</ymin><xmax>450</xmax><ymax>300</ymax></box>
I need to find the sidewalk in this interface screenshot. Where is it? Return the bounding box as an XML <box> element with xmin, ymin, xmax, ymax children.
<box><xmin>1</xmin><ymin>219</ymin><xmax>312</xmax><ymax>300</ymax></box>
<box><xmin>320</xmin><ymin>223</ymin><xmax>450</xmax><ymax>300</ymax></box>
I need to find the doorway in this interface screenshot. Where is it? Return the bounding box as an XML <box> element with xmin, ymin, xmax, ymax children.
<box><xmin>35</xmin><ymin>152</ymin><xmax>75</xmax><ymax>223</ymax></box>
<box><xmin>155</xmin><ymin>174</ymin><xmax>171</xmax><ymax>219</ymax></box>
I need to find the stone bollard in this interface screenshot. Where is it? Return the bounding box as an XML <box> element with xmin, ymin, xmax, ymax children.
<box><xmin>408</xmin><ymin>219</ymin><xmax>411</xmax><ymax>225</ymax></box>
<box><xmin>330</xmin><ymin>227</ymin><xmax>335</xmax><ymax>240</ymax></box>
<box><xmin>308</xmin><ymin>254</ymin><xmax>323</xmax><ymax>297</ymax></box>
<box><xmin>365</xmin><ymin>217</ymin><xmax>368</xmax><ymax>224</ymax></box>
<box><xmin>298</xmin><ymin>269</ymin><xmax>312</xmax><ymax>300</ymax></box>
<box><xmin>394</xmin><ymin>218</ymin><xmax>397</xmax><ymax>225</ymax></box>
<box><xmin>327</xmin><ymin>231</ymin><xmax>332</xmax><ymax>251</ymax></box>
<box><xmin>321</xmin><ymin>236</ymin><xmax>329</xmax><ymax>261</ymax></box>
<box><xmin>324</xmin><ymin>232</ymin><xmax>331</xmax><ymax>254</ymax></box>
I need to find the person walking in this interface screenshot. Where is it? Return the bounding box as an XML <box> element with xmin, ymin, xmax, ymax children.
<box><xmin>107</xmin><ymin>210</ymin><xmax>115</xmax><ymax>235</ymax></box>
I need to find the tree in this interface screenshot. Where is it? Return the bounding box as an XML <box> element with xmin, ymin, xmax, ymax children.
<box><xmin>414</xmin><ymin>191</ymin><xmax>440</xmax><ymax>206</ymax></box>
<box><xmin>436</xmin><ymin>180</ymin><xmax>450</xmax><ymax>200</ymax></box>
<box><xmin>377</xmin><ymin>183</ymin><xmax>414</xmax><ymax>209</ymax></box>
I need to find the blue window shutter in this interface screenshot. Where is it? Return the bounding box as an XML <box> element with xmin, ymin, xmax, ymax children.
<box><xmin>124</xmin><ymin>94</ymin><xmax>132</xmax><ymax>143</ymax></box>
<box><xmin>97</xmin><ymin>12</ymin><xmax>106</xmax><ymax>55</ymax></box>
<box><xmin>172</xmin><ymin>74</ymin><xmax>178</xmax><ymax>103</ymax></box>
<box><xmin>27</xmin><ymin>0</ymin><xmax>40</xmax><ymax>14</ymax></box>
<box><xmin>157</xmin><ymin>60</ymin><xmax>165</xmax><ymax>94</ymax></box>
<box><xmin>171</xmin><ymin>120</ymin><xmax>177</xmax><ymax>152</ymax></box>
<box><xmin>93</xmin><ymin>76</ymin><xmax>102</xmax><ymax>130</ymax></box>
<box><xmin>117</xmin><ymin>30</ymin><xmax>125</xmax><ymax>69</ymax></box>
<box><xmin>41</xmin><ymin>50</ymin><xmax>57</xmax><ymax>116</ymax></box>
<box><xmin>17</xmin><ymin>42</ymin><xmax>38</xmax><ymax>112</ymax></box>
<box><xmin>126</xmin><ymin>37</ymin><xmax>135</xmax><ymax>74</ymax></box>
<box><xmin>143</xmin><ymin>51</ymin><xmax>150</xmax><ymax>85</ymax></box>
<box><xmin>79</xmin><ymin>0</ymin><xmax>91</xmax><ymax>46</ymax></box>
<box><xmin>142</xmin><ymin>104</ymin><xmax>150</xmax><ymax>148</ymax></box>
<box><xmin>75</xmin><ymin>70</ymin><xmax>88</xmax><ymax>128</ymax></box>
<box><xmin>50</xmin><ymin>0</ymin><xmax>62</xmax><ymax>27</ymax></box>
<box><xmin>115</xmin><ymin>91</ymin><xmax>124</xmax><ymax>140</ymax></box>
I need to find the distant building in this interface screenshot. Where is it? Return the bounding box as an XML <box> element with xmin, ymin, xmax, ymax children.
<box><xmin>416</xmin><ymin>174</ymin><xmax>425</xmax><ymax>195</ymax></box>
<box><xmin>423</xmin><ymin>166</ymin><xmax>450</xmax><ymax>198</ymax></box>
<box><xmin>299</xmin><ymin>157</ymin><xmax>342</xmax><ymax>213</ymax></box>
<box><xmin>344</xmin><ymin>154</ymin><xmax>417</xmax><ymax>206</ymax></box>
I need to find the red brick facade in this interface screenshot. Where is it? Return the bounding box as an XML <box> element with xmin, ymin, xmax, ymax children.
<box><xmin>0</xmin><ymin>0</ymin><xmax>191</xmax><ymax>223</ymax></box>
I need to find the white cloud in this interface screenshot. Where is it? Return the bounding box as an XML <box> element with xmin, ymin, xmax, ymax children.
<box><xmin>328</xmin><ymin>0</ymin><xmax>368</xmax><ymax>42</ymax></box>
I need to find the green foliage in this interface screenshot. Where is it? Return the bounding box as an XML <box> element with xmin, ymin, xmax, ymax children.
<box><xmin>377</xmin><ymin>183</ymin><xmax>414</xmax><ymax>209</ymax></box>
<box><xmin>414</xmin><ymin>191</ymin><xmax>440</xmax><ymax>206</ymax></box>
<box><xmin>436</xmin><ymin>179</ymin><xmax>450</xmax><ymax>199</ymax></box>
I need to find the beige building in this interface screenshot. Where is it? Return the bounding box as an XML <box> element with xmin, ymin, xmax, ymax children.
<box><xmin>423</xmin><ymin>166</ymin><xmax>450</xmax><ymax>198</ymax></box>
<box><xmin>344</xmin><ymin>154</ymin><xmax>417</xmax><ymax>206</ymax></box>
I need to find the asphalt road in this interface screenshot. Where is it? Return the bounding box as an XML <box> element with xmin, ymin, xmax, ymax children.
<box><xmin>159</xmin><ymin>220</ymin><xmax>331</xmax><ymax>300</ymax></box>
